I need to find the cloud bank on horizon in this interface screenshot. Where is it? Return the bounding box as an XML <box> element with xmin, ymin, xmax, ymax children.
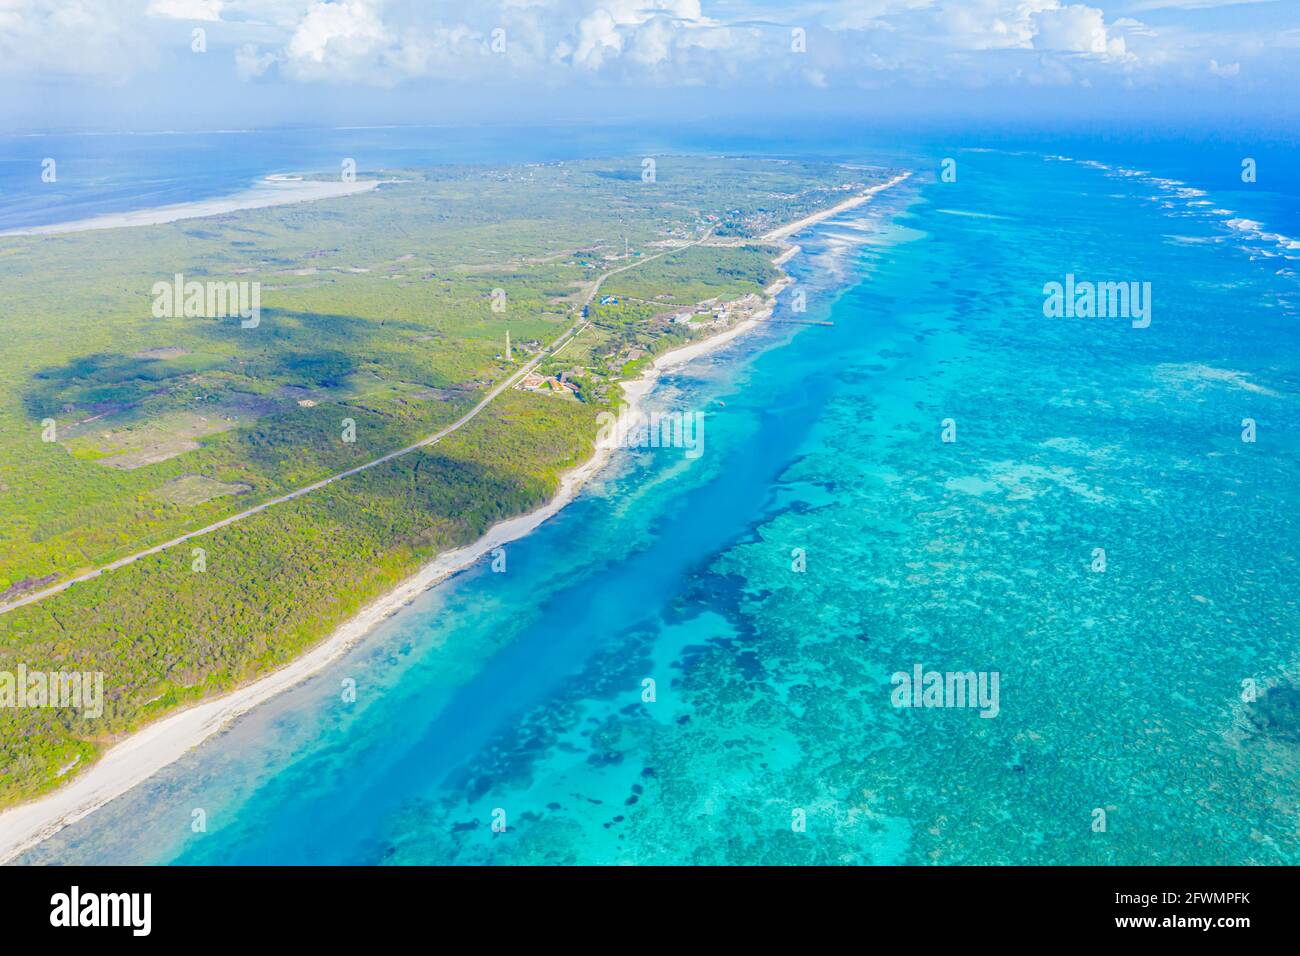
<box><xmin>3</xmin><ymin>0</ymin><xmax>1296</xmax><ymax>127</ymax></box>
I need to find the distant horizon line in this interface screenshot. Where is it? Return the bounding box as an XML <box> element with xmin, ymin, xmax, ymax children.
<box><xmin>4</xmin><ymin>112</ymin><xmax>1300</xmax><ymax>141</ymax></box>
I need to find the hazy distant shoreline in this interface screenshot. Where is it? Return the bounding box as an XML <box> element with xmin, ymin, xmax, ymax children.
<box><xmin>0</xmin><ymin>175</ymin><xmax>386</xmax><ymax>237</ymax></box>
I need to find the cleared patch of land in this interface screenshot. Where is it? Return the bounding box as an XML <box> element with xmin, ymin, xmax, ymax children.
<box><xmin>153</xmin><ymin>475</ymin><xmax>251</xmax><ymax>507</ymax></box>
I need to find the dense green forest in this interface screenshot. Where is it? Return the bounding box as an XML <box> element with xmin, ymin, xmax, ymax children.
<box><xmin>0</xmin><ymin>156</ymin><xmax>890</xmax><ymax>805</ymax></box>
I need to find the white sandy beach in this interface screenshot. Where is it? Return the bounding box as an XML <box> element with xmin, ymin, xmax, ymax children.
<box><xmin>762</xmin><ymin>171</ymin><xmax>911</xmax><ymax>242</ymax></box>
<box><xmin>0</xmin><ymin>175</ymin><xmax>389</xmax><ymax>237</ymax></box>
<box><xmin>0</xmin><ymin>171</ymin><xmax>907</xmax><ymax>864</ymax></box>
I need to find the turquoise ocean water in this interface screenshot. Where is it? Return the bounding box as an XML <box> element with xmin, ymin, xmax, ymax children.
<box><xmin>14</xmin><ymin>138</ymin><xmax>1300</xmax><ymax>865</ymax></box>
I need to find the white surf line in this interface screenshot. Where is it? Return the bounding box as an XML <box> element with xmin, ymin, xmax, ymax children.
<box><xmin>0</xmin><ymin>228</ymin><xmax>715</xmax><ymax>617</ymax></box>
<box><xmin>761</xmin><ymin>171</ymin><xmax>912</xmax><ymax>242</ymax></box>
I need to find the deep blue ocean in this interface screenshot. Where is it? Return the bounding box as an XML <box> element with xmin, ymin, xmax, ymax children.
<box><xmin>11</xmin><ymin>123</ymin><xmax>1300</xmax><ymax>864</ymax></box>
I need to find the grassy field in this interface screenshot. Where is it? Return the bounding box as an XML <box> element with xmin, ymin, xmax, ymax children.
<box><xmin>0</xmin><ymin>155</ymin><xmax>891</xmax><ymax>805</ymax></box>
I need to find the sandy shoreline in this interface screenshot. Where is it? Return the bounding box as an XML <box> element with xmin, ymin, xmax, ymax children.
<box><xmin>0</xmin><ymin>170</ymin><xmax>907</xmax><ymax>864</ymax></box>
<box><xmin>0</xmin><ymin>176</ymin><xmax>389</xmax><ymax>237</ymax></box>
<box><xmin>761</xmin><ymin>171</ymin><xmax>911</xmax><ymax>242</ymax></box>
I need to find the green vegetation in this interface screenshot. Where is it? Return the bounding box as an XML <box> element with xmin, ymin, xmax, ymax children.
<box><xmin>0</xmin><ymin>155</ymin><xmax>890</xmax><ymax>805</ymax></box>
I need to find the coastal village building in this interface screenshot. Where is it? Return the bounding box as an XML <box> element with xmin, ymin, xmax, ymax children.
<box><xmin>516</xmin><ymin>371</ymin><xmax>579</xmax><ymax>399</ymax></box>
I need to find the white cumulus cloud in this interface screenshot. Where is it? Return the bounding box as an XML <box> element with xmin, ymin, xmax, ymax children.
<box><xmin>145</xmin><ymin>0</ymin><xmax>224</xmax><ymax>21</ymax></box>
<box><xmin>2</xmin><ymin>0</ymin><xmax>1294</xmax><ymax>102</ymax></box>
<box><xmin>1033</xmin><ymin>4</ymin><xmax>1126</xmax><ymax>56</ymax></box>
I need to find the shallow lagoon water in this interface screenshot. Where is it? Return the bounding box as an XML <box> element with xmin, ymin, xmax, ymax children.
<box><xmin>21</xmin><ymin>147</ymin><xmax>1300</xmax><ymax>865</ymax></box>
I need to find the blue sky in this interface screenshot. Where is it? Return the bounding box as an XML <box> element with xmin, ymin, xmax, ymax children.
<box><xmin>4</xmin><ymin>0</ymin><xmax>1297</xmax><ymax>131</ymax></box>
